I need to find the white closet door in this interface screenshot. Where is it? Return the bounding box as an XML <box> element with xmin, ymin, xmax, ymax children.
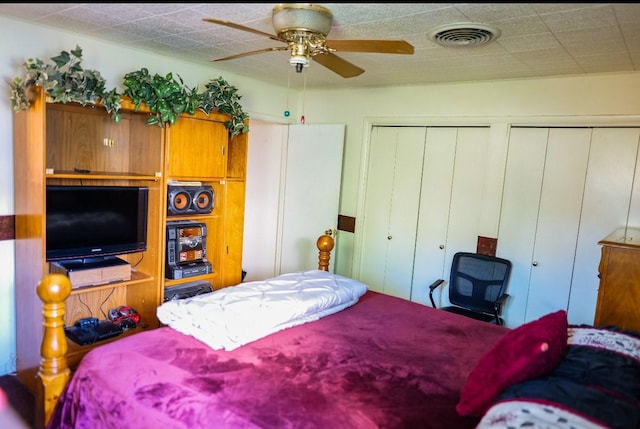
<box><xmin>360</xmin><ymin>126</ymin><xmax>426</xmax><ymax>298</ymax></box>
<box><xmin>499</xmin><ymin>127</ymin><xmax>591</xmax><ymax>325</ymax></box>
<box><xmin>444</xmin><ymin>128</ymin><xmax>492</xmax><ymax>259</ymax></box>
<box><xmin>570</xmin><ymin>128</ymin><xmax>640</xmax><ymax>324</ymax></box>
<box><xmin>498</xmin><ymin>128</ymin><xmax>547</xmax><ymax>326</ymax></box>
<box><xmin>279</xmin><ymin>124</ymin><xmax>345</xmax><ymax>274</ymax></box>
<box><xmin>525</xmin><ymin>128</ymin><xmax>591</xmax><ymax>322</ymax></box>
<box><xmin>410</xmin><ymin>128</ymin><xmax>456</xmax><ymax>305</ymax></box>
<box><xmin>410</xmin><ymin>127</ymin><xmax>491</xmax><ymax>306</ymax></box>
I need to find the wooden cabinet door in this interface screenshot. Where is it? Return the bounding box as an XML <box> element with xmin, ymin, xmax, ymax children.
<box><xmin>596</xmin><ymin>244</ymin><xmax>640</xmax><ymax>332</ymax></box>
<box><xmin>221</xmin><ymin>181</ymin><xmax>246</xmax><ymax>286</ymax></box>
<box><xmin>166</xmin><ymin>116</ymin><xmax>227</xmax><ymax>178</ymax></box>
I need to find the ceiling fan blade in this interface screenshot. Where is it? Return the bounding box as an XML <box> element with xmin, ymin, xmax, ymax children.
<box><xmin>211</xmin><ymin>46</ymin><xmax>289</xmax><ymax>62</ymax></box>
<box><xmin>312</xmin><ymin>52</ymin><xmax>364</xmax><ymax>78</ymax></box>
<box><xmin>203</xmin><ymin>18</ymin><xmax>285</xmax><ymax>42</ymax></box>
<box><xmin>325</xmin><ymin>39</ymin><xmax>414</xmax><ymax>54</ymax></box>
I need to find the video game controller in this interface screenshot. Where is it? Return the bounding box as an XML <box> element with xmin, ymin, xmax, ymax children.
<box><xmin>75</xmin><ymin>317</ymin><xmax>99</xmax><ymax>329</ymax></box>
<box><xmin>117</xmin><ymin>318</ymin><xmax>137</xmax><ymax>331</ymax></box>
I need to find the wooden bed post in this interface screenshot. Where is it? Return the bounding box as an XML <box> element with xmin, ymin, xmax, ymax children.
<box><xmin>36</xmin><ymin>273</ymin><xmax>72</xmax><ymax>428</ymax></box>
<box><xmin>317</xmin><ymin>232</ymin><xmax>335</xmax><ymax>271</ymax></box>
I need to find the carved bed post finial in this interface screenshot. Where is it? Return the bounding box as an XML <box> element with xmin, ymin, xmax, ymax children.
<box><xmin>36</xmin><ymin>273</ymin><xmax>72</xmax><ymax>427</ymax></box>
<box><xmin>317</xmin><ymin>232</ymin><xmax>335</xmax><ymax>271</ymax></box>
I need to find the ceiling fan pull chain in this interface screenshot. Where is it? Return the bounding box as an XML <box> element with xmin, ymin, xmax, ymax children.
<box><xmin>300</xmin><ymin>72</ymin><xmax>306</xmax><ymax>124</ymax></box>
<box><xmin>284</xmin><ymin>69</ymin><xmax>291</xmax><ymax>118</ymax></box>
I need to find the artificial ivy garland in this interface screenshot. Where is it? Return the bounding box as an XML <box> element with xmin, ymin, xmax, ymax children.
<box><xmin>10</xmin><ymin>46</ymin><xmax>249</xmax><ymax>135</ymax></box>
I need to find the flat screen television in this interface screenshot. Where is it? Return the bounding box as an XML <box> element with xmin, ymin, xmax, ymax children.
<box><xmin>46</xmin><ymin>185</ymin><xmax>149</xmax><ymax>263</ymax></box>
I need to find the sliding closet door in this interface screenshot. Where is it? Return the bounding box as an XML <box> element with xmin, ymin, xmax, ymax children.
<box><xmin>360</xmin><ymin>126</ymin><xmax>426</xmax><ymax>298</ymax></box>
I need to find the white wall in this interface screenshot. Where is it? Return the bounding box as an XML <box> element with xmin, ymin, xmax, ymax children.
<box><xmin>0</xmin><ymin>16</ymin><xmax>295</xmax><ymax>375</ymax></box>
<box><xmin>300</xmin><ymin>73</ymin><xmax>640</xmax><ymax>276</ymax></box>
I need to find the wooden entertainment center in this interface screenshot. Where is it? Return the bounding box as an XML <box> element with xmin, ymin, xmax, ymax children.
<box><xmin>13</xmin><ymin>87</ymin><xmax>248</xmax><ymax>392</ymax></box>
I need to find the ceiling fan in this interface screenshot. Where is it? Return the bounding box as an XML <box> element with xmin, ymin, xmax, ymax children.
<box><xmin>203</xmin><ymin>3</ymin><xmax>414</xmax><ymax>78</ymax></box>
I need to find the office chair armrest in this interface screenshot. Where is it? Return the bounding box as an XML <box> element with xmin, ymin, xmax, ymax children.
<box><xmin>494</xmin><ymin>293</ymin><xmax>510</xmax><ymax>312</ymax></box>
<box><xmin>428</xmin><ymin>279</ymin><xmax>445</xmax><ymax>308</ymax></box>
<box><xmin>495</xmin><ymin>293</ymin><xmax>509</xmax><ymax>310</ymax></box>
<box><xmin>429</xmin><ymin>279</ymin><xmax>445</xmax><ymax>291</ymax></box>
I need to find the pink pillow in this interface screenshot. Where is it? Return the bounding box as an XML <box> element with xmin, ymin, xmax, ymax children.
<box><xmin>456</xmin><ymin>310</ymin><xmax>568</xmax><ymax>417</ymax></box>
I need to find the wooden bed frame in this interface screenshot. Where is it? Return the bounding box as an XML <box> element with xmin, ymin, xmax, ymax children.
<box><xmin>35</xmin><ymin>233</ymin><xmax>335</xmax><ymax>427</ymax></box>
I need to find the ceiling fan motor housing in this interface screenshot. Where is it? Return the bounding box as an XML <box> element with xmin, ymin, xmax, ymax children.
<box><xmin>272</xmin><ymin>4</ymin><xmax>333</xmax><ymax>37</ymax></box>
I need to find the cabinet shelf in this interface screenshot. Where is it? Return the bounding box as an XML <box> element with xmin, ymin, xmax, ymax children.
<box><xmin>68</xmin><ymin>270</ymin><xmax>153</xmax><ymax>295</ymax></box>
<box><xmin>65</xmin><ymin>325</ymin><xmax>150</xmax><ymax>369</ymax></box>
<box><xmin>46</xmin><ymin>171</ymin><xmax>161</xmax><ymax>181</ymax></box>
<box><xmin>164</xmin><ymin>272</ymin><xmax>218</xmax><ymax>288</ymax></box>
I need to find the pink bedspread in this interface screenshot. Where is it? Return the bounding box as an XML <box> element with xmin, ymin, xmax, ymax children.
<box><xmin>48</xmin><ymin>291</ymin><xmax>507</xmax><ymax>429</ymax></box>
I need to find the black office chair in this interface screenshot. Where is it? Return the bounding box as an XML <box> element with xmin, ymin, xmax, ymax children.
<box><xmin>429</xmin><ymin>252</ymin><xmax>512</xmax><ymax>325</ymax></box>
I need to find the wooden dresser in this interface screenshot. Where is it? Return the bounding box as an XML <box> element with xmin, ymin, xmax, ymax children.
<box><xmin>595</xmin><ymin>227</ymin><xmax>640</xmax><ymax>332</ymax></box>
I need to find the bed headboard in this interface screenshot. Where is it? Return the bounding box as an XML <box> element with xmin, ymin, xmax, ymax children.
<box><xmin>36</xmin><ymin>232</ymin><xmax>335</xmax><ymax>426</ymax></box>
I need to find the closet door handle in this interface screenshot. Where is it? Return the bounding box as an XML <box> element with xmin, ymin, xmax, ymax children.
<box><xmin>532</xmin><ymin>261</ymin><xmax>539</xmax><ymax>267</ymax></box>
<box><xmin>387</xmin><ymin>235</ymin><xmax>392</xmax><ymax>240</ymax></box>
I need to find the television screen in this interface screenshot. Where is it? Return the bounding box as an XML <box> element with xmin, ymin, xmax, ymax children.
<box><xmin>46</xmin><ymin>185</ymin><xmax>149</xmax><ymax>262</ymax></box>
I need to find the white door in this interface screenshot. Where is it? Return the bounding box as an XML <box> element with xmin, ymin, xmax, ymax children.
<box><xmin>499</xmin><ymin>127</ymin><xmax>591</xmax><ymax>325</ymax></box>
<box><xmin>411</xmin><ymin>127</ymin><xmax>492</xmax><ymax>306</ymax></box>
<box><xmin>525</xmin><ymin>128</ymin><xmax>590</xmax><ymax>322</ymax></box>
<box><xmin>243</xmin><ymin>121</ymin><xmax>345</xmax><ymax>280</ymax></box>
<box><xmin>410</xmin><ymin>127</ymin><xmax>456</xmax><ymax>305</ymax></box>
<box><xmin>570</xmin><ymin>128</ymin><xmax>640</xmax><ymax>324</ymax></box>
<box><xmin>242</xmin><ymin>120</ymin><xmax>286</xmax><ymax>281</ymax></box>
<box><xmin>497</xmin><ymin>128</ymin><xmax>547</xmax><ymax>326</ymax></box>
<box><xmin>361</xmin><ymin>126</ymin><xmax>491</xmax><ymax>302</ymax></box>
<box><xmin>279</xmin><ymin>124</ymin><xmax>345</xmax><ymax>274</ymax></box>
<box><xmin>360</xmin><ymin>126</ymin><xmax>426</xmax><ymax>299</ymax></box>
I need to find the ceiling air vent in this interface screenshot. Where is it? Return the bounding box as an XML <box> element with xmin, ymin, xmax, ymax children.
<box><xmin>428</xmin><ymin>22</ymin><xmax>501</xmax><ymax>47</ymax></box>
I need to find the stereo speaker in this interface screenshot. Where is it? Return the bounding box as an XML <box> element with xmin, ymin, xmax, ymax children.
<box><xmin>167</xmin><ymin>184</ymin><xmax>214</xmax><ymax>215</ymax></box>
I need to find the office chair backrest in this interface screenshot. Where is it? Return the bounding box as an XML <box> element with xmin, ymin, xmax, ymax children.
<box><xmin>449</xmin><ymin>252</ymin><xmax>512</xmax><ymax>315</ymax></box>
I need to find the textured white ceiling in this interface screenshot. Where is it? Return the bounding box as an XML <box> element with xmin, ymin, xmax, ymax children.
<box><xmin>1</xmin><ymin>3</ymin><xmax>639</xmax><ymax>89</ymax></box>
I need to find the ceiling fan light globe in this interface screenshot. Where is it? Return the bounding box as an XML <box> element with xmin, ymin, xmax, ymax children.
<box><xmin>273</xmin><ymin>4</ymin><xmax>332</xmax><ymax>37</ymax></box>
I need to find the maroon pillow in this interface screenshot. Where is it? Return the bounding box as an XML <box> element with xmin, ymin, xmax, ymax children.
<box><xmin>456</xmin><ymin>310</ymin><xmax>568</xmax><ymax>417</ymax></box>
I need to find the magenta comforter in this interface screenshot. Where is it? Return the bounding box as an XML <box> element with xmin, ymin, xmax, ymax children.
<box><xmin>48</xmin><ymin>291</ymin><xmax>507</xmax><ymax>429</ymax></box>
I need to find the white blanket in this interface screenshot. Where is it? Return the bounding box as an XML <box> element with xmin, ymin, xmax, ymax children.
<box><xmin>156</xmin><ymin>270</ymin><xmax>368</xmax><ymax>351</ymax></box>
